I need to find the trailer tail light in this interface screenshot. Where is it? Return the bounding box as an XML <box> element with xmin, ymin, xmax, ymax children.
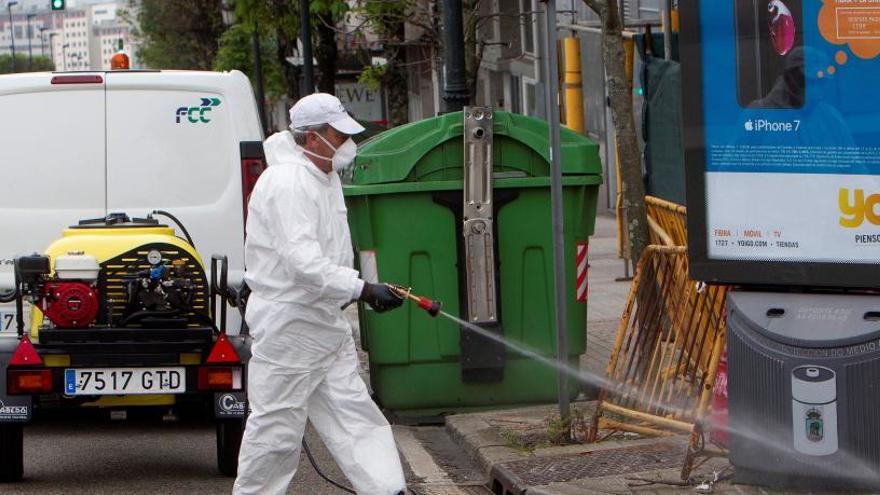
<box><xmin>198</xmin><ymin>366</ymin><xmax>243</xmax><ymax>391</ymax></box>
<box><xmin>198</xmin><ymin>333</ymin><xmax>243</xmax><ymax>391</ymax></box>
<box><xmin>8</xmin><ymin>369</ymin><xmax>54</xmax><ymax>394</ymax></box>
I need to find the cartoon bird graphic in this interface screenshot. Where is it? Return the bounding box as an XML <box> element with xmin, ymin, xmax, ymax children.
<box><xmin>768</xmin><ymin>0</ymin><xmax>796</xmax><ymax>56</ymax></box>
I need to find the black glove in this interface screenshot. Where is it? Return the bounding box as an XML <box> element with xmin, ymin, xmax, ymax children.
<box><xmin>359</xmin><ymin>282</ymin><xmax>404</xmax><ymax>313</ymax></box>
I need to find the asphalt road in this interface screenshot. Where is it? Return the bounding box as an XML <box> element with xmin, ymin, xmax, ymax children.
<box><xmin>2</xmin><ymin>412</ymin><xmax>487</xmax><ymax>494</ymax></box>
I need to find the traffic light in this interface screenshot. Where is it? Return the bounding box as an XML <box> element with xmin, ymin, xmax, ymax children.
<box><xmin>50</xmin><ymin>0</ymin><xmax>65</xmax><ymax>11</ymax></box>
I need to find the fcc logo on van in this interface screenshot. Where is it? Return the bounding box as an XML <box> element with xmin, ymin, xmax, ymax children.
<box><xmin>175</xmin><ymin>97</ymin><xmax>221</xmax><ymax>124</ymax></box>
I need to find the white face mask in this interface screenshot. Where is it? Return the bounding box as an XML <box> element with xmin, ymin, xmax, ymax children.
<box><xmin>305</xmin><ymin>130</ymin><xmax>357</xmax><ymax>173</ymax></box>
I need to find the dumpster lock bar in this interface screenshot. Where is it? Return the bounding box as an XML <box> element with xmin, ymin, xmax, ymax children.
<box><xmin>463</xmin><ymin>106</ymin><xmax>498</xmax><ymax>324</ymax></box>
<box><xmin>387</xmin><ymin>283</ymin><xmax>443</xmax><ymax>317</ymax></box>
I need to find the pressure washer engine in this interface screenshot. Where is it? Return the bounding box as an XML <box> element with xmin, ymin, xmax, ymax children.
<box><xmin>0</xmin><ymin>213</ymin><xmax>250</xmax><ymax>482</ymax></box>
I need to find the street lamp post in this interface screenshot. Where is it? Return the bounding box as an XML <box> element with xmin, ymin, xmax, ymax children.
<box><xmin>7</xmin><ymin>1</ymin><xmax>18</xmax><ymax>73</ymax></box>
<box><xmin>61</xmin><ymin>42</ymin><xmax>68</xmax><ymax>71</ymax></box>
<box><xmin>300</xmin><ymin>0</ymin><xmax>313</xmax><ymax>96</ymax></box>
<box><xmin>39</xmin><ymin>27</ymin><xmax>47</xmax><ymax>58</ymax></box>
<box><xmin>48</xmin><ymin>32</ymin><xmax>58</xmax><ymax>67</ymax></box>
<box><xmin>26</xmin><ymin>13</ymin><xmax>34</xmax><ymax>70</ymax></box>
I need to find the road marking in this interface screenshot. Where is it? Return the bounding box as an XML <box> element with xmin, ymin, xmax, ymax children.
<box><xmin>394</xmin><ymin>426</ymin><xmax>455</xmax><ymax>485</ymax></box>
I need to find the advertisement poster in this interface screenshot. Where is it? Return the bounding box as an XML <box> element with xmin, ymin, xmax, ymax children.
<box><xmin>683</xmin><ymin>1</ymin><xmax>880</xmax><ymax>286</ymax></box>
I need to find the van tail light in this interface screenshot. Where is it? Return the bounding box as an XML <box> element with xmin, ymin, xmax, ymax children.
<box><xmin>8</xmin><ymin>369</ymin><xmax>54</xmax><ymax>394</ymax></box>
<box><xmin>198</xmin><ymin>333</ymin><xmax>243</xmax><ymax>391</ymax></box>
<box><xmin>240</xmin><ymin>141</ymin><xmax>267</xmax><ymax>228</ymax></box>
<box><xmin>51</xmin><ymin>75</ymin><xmax>104</xmax><ymax>85</ymax></box>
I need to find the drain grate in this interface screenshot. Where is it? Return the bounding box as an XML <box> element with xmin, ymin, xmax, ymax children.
<box><xmin>496</xmin><ymin>442</ymin><xmax>683</xmax><ymax>486</ymax></box>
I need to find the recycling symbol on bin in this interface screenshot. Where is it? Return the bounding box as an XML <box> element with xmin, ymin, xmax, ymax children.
<box><xmin>805</xmin><ymin>408</ymin><xmax>824</xmax><ymax>443</ymax></box>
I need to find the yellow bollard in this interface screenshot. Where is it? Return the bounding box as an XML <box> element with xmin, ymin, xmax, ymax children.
<box><xmin>623</xmin><ymin>37</ymin><xmax>635</xmax><ymax>91</ymax></box>
<box><xmin>562</xmin><ymin>37</ymin><xmax>585</xmax><ymax>134</ymax></box>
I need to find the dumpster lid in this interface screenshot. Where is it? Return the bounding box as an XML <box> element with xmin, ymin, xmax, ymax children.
<box><xmin>351</xmin><ymin>110</ymin><xmax>602</xmax><ymax>185</ymax></box>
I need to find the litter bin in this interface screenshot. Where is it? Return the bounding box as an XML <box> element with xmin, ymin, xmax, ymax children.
<box><xmin>345</xmin><ymin>109</ymin><xmax>602</xmax><ymax>415</ymax></box>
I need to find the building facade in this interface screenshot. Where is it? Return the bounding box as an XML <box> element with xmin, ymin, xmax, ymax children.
<box><xmin>0</xmin><ymin>0</ymin><xmax>137</xmax><ymax>71</ymax></box>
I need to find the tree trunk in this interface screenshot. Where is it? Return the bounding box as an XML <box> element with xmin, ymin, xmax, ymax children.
<box><xmin>315</xmin><ymin>10</ymin><xmax>338</xmax><ymax>94</ymax></box>
<box><xmin>585</xmin><ymin>0</ymin><xmax>649</xmax><ymax>262</ymax></box>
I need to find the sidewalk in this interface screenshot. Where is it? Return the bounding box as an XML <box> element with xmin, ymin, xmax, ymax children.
<box><xmin>441</xmin><ymin>215</ymin><xmax>852</xmax><ymax>494</ymax></box>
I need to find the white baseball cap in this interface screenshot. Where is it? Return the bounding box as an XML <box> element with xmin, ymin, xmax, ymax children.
<box><xmin>289</xmin><ymin>93</ymin><xmax>365</xmax><ymax>136</ymax></box>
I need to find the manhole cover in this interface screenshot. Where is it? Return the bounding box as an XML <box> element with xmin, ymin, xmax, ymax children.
<box><xmin>497</xmin><ymin>442</ymin><xmax>683</xmax><ymax>485</ymax></box>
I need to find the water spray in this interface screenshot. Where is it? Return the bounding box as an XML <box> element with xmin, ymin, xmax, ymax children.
<box><xmin>386</xmin><ymin>284</ymin><xmax>442</xmax><ymax>317</ymax></box>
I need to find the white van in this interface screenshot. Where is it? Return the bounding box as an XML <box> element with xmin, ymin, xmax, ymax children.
<box><xmin>0</xmin><ymin>70</ymin><xmax>265</xmax><ymax>480</ymax></box>
<box><xmin>0</xmin><ymin>70</ymin><xmax>264</xmax><ymax>334</ymax></box>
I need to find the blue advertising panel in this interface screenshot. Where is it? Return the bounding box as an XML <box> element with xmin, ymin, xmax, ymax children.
<box><xmin>682</xmin><ymin>0</ymin><xmax>880</xmax><ymax>287</ymax></box>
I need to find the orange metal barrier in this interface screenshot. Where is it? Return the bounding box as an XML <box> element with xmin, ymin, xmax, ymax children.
<box><xmin>588</xmin><ymin>245</ymin><xmax>729</xmax><ymax>478</ymax></box>
<box><xmin>646</xmin><ymin>196</ymin><xmax>688</xmax><ymax>247</ymax></box>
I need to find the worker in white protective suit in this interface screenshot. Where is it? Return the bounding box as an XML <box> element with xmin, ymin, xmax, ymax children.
<box><xmin>233</xmin><ymin>93</ymin><xmax>407</xmax><ymax>495</ymax></box>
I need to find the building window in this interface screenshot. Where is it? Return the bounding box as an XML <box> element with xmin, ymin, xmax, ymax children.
<box><xmin>520</xmin><ymin>0</ymin><xmax>535</xmax><ymax>55</ymax></box>
<box><xmin>522</xmin><ymin>77</ymin><xmax>537</xmax><ymax>116</ymax></box>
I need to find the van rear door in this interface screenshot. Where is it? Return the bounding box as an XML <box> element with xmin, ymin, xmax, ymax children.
<box><xmin>0</xmin><ymin>74</ymin><xmax>107</xmax><ymax>297</ymax></box>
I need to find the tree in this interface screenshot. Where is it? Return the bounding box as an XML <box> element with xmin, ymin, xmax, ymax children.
<box><xmin>234</xmin><ymin>0</ymin><xmax>301</xmax><ymax>100</ymax></box>
<box><xmin>213</xmin><ymin>23</ymin><xmax>285</xmax><ymax>101</ymax></box>
<box><xmin>127</xmin><ymin>0</ymin><xmax>226</xmax><ymax>70</ymax></box>
<box><xmin>0</xmin><ymin>55</ymin><xmax>54</xmax><ymax>74</ymax></box>
<box><xmin>579</xmin><ymin>0</ymin><xmax>649</xmax><ymax>262</ymax></box>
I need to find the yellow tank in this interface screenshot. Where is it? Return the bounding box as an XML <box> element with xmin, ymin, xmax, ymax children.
<box><xmin>31</xmin><ymin>220</ymin><xmax>207</xmax><ymax>337</ymax></box>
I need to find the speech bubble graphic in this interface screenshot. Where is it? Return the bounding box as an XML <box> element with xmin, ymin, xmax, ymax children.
<box><xmin>819</xmin><ymin>0</ymin><xmax>880</xmax><ymax>60</ymax></box>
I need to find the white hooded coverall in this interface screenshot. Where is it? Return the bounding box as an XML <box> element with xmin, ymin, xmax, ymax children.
<box><xmin>233</xmin><ymin>131</ymin><xmax>406</xmax><ymax>495</ymax></box>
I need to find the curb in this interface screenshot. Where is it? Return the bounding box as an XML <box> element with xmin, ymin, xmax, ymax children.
<box><xmin>445</xmin><ymin>414</ymin><xmax>525</xmax><ymax>476</ymax></box>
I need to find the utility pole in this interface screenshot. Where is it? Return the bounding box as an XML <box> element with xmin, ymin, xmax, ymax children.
<box><xmin>49</xmin><ymin>32</ymin><xmax>57</xmax><ymax>67</ymax></box>
<box><xmin>540</xmin><ymin>0</ymin><xmax>570</xmax><ymax>421</ymax></box>
<box><xmin>39</xmin><ymin>26</ymin><xmax>47</xmax><ymax>57</ymax></box>
<box><xmin>26</xmin><ymin>13</ymin><xmax>34</xmax><ymax>70</ymax></box>
<box><xmin>300</xmin><ymin>0</ymin><xmax>314</xmax><ymax>96</ymax></box>
<box><xmin>252</xmin><ymin>21</ymin><xmax>266</xmax><ymax>132</ymax></box>
<box><xmin>441</xmin><ymin>0</ymin><xmax>468</xmax><ymax>112</ymax></box>
<box><xmin>7</xmin><ymin>1</ymin><xmax>18</xmax><ymax>73</ymax></box>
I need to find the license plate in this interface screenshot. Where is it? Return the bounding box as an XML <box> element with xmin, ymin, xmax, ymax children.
<box><xmin>64</xmin><ymin>367</ymin><xmax>186</xmax><ymax>395</ymax></box>
<box><xmin>0</xmin><ymin>308</ymin><xmax>28</xmax><ymax>333</ymax></box>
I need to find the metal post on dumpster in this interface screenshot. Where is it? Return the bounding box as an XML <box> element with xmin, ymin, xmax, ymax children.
<box><xmin>540</xmin><ymin>0</ymin><xmax>570</xmax><ymax>420</ymax></box>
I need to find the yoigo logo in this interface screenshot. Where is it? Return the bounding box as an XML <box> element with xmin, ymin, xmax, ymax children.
<box><xmin>175</xmin><ymin>97</ymin><xmax>221</xmax><ymax>124</ymax></box>
<box><xmin>839</xmin><ymin>188</ymin><xmax>880</xmax><ymax>227</ymax></box>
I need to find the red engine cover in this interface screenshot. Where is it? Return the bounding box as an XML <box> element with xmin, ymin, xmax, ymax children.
<box><xmin>41</xmin><ymin>282</ymin><xmax>99</xmax><ymax>328</ymax></box>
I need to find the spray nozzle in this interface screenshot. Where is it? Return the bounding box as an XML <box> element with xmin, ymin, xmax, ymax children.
<box><xmin>386</xmin><ymin>284</ymin><xmax>442</xmax><ymax>317</ymax></box>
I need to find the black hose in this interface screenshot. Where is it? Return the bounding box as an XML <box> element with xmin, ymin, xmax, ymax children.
<box><xmin>151</xmin><ymin>210</ymin><xmax>196</xmax><ymax>249</ymax></box>
<box><xmin>302</xmin><ymin>437</ymin><xmax>355</xmax><ymax>494</ymax></box>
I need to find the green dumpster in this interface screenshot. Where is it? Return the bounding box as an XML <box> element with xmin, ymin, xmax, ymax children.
<box><xmin>344</xmin><ymin>110</ymin><xmax>602</xmax><ymax>415</ymax></box>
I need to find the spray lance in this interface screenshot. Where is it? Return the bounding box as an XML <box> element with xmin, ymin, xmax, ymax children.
<box><xmin>385</xmin><ymin>283</ymin><xmax>442</xmax><ymax>317</ymax></box>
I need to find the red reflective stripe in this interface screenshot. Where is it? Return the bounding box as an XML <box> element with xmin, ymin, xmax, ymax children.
<box><xmin>51</xmin><ymin>75</ymin><xmax>104</xmax><ymax>84</ymax></box>
<box><xmin>575</xmin><ymin>242</ymin><xmax>589</xmax><ymax>302</ymax></box>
